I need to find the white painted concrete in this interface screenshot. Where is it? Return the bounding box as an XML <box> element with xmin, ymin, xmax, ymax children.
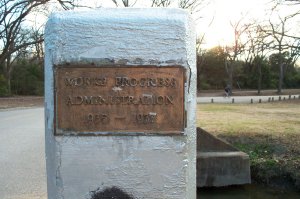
<box><xmin>45</xmin><ymin>8</ymin><xmax>196</xmax><ymax>199</ymax></box>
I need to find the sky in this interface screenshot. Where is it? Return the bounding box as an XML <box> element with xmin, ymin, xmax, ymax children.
<box><xmin>198</xmin><ymin>0</ymin><xmax>300</xmax><ymax>48</ymax></box>
<box><xmin>26</xmin><ymin>0</ymin><xmax>300</xmax><ymax>49</ymax></box>
<box><xmin>197</xmin><ymin>0</ymin><xmax>269</xmax><ymax>48</ymax></box>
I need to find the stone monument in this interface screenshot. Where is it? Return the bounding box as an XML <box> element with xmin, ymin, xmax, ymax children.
<box><xmin>45</xmin><ymin>8</ymin><xmax>196</xmax><ymax>199</ymax></box>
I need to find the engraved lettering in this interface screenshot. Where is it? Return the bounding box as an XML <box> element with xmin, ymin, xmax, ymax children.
<box><xmin>65</xmin><ymin>78</ymin><xmax>73</xmax><ymax>86</ymax></box>
<box><xmin>148</xmin><ymin>78</ymin><xmax>156</xmax><ymax>87</ymax></box>
<box><xmin>98</xmin><ymin>96</ymin><xmax>106</xmax><ymax>105</ymax></box>
<box><xmin>84</xmin><ymin>96</ymin><xmax>92</xmax><ymax>104</ymax></box>
<box><xmin>101</xmin><ymin>114</ymin><xmax>110</xmax><ymax>124</ymax></box>
<box><xmin>114</xmin><ymin>77</ymin><xmax>177</xmax><ymax>88</ymax></box>
<box><xmin>64</xmin><ymin>77</ymin><xmax>107</xmax><ymax>87</ymax></box>
<box><xmin>136</xmin><ymin>114</ymin><xmax>142</xmax><ymax>123</ymax></box>
<box><xmin>140</xmin><ymin>78</ymin><xmax>146</xmax><ymax>87</ymax></box>
<box><xmin>115</xmin><ymin>77</ymin><xmax>122</xmax><ymax>86</ymax></box>
<box><xmin>66</xmin><ymin>96</ymin><xmax>72</xmax><ymax>105</ymax></box>
<box><xmin>157</xmin><ymin>78</ymin><xmax>164</xmax><ymax>87</ymax></box>
<box><xmin>114</xmin><ymin>96</ymin><xmax>121</xmax><ymax>104</ymax></box>
<box><xmin>66</xmin><ymin>95</ymin><xmax>174</xmax><ymax>106</ymax></box>
<box><xmin>75</xmin><ymin>77</ymin><xmax>83</xmax><ymax>86</ymax></box>
<box><xmin>95</xmin><ymin>78</ymin><xmax>107</xmax><ymax>86</ymax></box>
<box><xmin>76</xmin><ymin>96</ymin><xmax>83</xmax><ymax>105</ymax></box>
<box><xmin>170</xmin><ymin>78</ymin><xmax>176</xmax><ymax>87</ymax></box>
<box><xmin>157</xmin><ymin>96</ymin><xmax>164</xmax><ymax>105</ymax></box>
<box><xmin>136</xmin><ymin>113</ymin><xmax>157</xmax><ymax>124</ymax></box>
<box><xmin>137</xmin><ymin>97</ymin><xmax>144</xmax><ymax>105</ymax></box>
<box><xmin>84</xmin><ymin>77</ymin><xmax>91</xmax><ymax>86</ymax></box>
<box><xmin>124</xmin><ymin>78</ymin><xmax>130</xmax><ymax>86</ymax></box>
<box><xmin>165</xmin><ymin>96</ymin><xmax>174</xmax><ymax>105</ymax></box>
<box><xmin>85</xmin><ymin>113</ymin><xmax>110</xmax><ymax>124</ymax></box>
<box><xmin>130</xmin><ymin>78</ymin><xmax>137</xmax><ymax>87</ymax></box>
<box><xmin>128</xmin><ymin>96</ymin><xmax>135</xmax><ymax>105</ymax></box>
<box><xmin>87</xmin><ymin>113</ymin><xmax>93</xmax><ymax>122</ymax></box>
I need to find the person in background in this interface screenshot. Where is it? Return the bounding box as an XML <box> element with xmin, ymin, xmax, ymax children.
<box><xmin>225</xmin><ymin>85</ymin><xmax>231</xmax><ymax>97</ymax></box>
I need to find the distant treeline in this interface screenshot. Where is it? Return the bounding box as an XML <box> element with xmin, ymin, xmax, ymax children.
<box><xmin>0</xmin><ymin>59</ymin><xmax>44</xmax><ymax>96</ymax></box>
<box><xmin>197</xmin><ymin>46</ymin><xmax>300</xmax><ymax>92</ymax></box>
<box><xmin>1</xmin><ymin>49</ymin><xmax>300</xmax><ymax>96</ymax></box>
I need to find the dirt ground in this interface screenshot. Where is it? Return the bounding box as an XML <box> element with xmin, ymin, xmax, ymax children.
<box><xmin>0</xmin><ymin>96</ymin><xmax>44</xmax><ymax>109</ymax></box>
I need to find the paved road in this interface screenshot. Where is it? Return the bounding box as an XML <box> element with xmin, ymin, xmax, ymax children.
<box><xmin>197</xmin><ymin>94</ymin><xmax>300</xmax><ymax>104</ymax></box>
<box><xmin>0</xmin><ymin>108</ymin><xmax>46</xmax><ymax>199</ymax></box>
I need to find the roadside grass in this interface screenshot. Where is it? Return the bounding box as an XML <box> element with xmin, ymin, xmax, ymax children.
<box><xmin>197</xmin><ymin>100</ymin><xmax>300</xmax><ymax>190</ymax></box>
<box><xmin>197</xmin><ymin>101</ymin><xmax>300</xmax><ymax>135</ymax></box>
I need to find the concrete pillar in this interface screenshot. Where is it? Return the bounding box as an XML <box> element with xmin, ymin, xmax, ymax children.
<box><xmin>44</xmin><ymin>8</ymin><xmax>196</xmax><ymax>199</ymax></box>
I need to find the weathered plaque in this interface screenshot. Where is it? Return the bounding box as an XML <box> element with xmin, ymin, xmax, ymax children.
<box><xmin>55</xmin><ymin>66</ymin><xmax>185</xmax><ymax>135</ymax></box>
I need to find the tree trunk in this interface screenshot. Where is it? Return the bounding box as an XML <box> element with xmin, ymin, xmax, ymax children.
<box><xmin>3</xmin><ymin>57</ymin><xmax>12</xmax><ymax>95</ymax></box>
<box><xmin>225</xmin><ymin>59</ymin><xmax>233</xmax><ymax>93</ymax></box>
<box><xmin>278</xmin><ymin>63</ymin><xmax>284</xmax><ymax>94</ymax></box>
<box><xmin>258</xmin><ymin>63</ymin><xmax>262</xmax><ymax>95</ymax></box>
<box><xmin>229</xmin><ymin>62</ymin><xmax>233</xmax><ymax>93</ymax></box>
<box><xmin>6</xmin><ymin>74</ymin><xmax>11</xmax><ymax>95</ymax></box>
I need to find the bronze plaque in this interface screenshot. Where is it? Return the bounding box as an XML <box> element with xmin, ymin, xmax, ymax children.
<box><xmin>55</xmin><ymin>66</ymin><xmax>185</xmax><ymax>135</ymax></box>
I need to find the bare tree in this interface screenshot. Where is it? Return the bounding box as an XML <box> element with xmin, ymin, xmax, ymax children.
<box><xmin>0</xmin><ymin>0</ymin><xmax>76</xmax><ymax>94</ymax></box>
<box><xmin>111</xmin><ymin>0</ymin><xmax>138</xmax><ymax>7</ymax></box>
<box><xmin>151</xmin><ymin>0</ymin><xmax>172</xmax><ymax>7</ymax></box>
<box><xmin>259</xmin><ymin>11</ymin><xmax>300</xmax><ymax>93</ymax></box>
<box><xmin>242</xmin><ymin>22</ymin><xmax>273</xmax><ymax>94</ymax></box>
<box><xmin>150</xmin><ymin>0</ymin><xmax>209</xmax><ymax>14</ymax></box>
<box><xmin>273</xmin><ymin>0</ymin><xmax>300</xmax><ymax>5</ymax></box>
<box><xmin>178</xmin><ymin>0</ymin><xmax>210</xmax><ymax>14</ymax></box>
<box><xmin>0</xmin><ymin>0</ymin><xmax>45</xmax><ymax>94</ymax></box>
<box><xmin>223</xmin><ymin>18</ymin><xmax>251</xmax><ymax>91</ymax></box>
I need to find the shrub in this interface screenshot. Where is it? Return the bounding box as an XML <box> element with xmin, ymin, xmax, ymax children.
<box><xmin>11</xmin><ymin>59</ymin><xmax>44</xmax><ymax>96</ymax></box>
<box><xmin>0</xmin><ymin>74</ymin><xmax>8</xmax><ymax>96</ymax></box>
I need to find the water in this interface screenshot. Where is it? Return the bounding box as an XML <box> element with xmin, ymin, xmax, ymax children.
<box><xmin>197</xmin><ymin>184</ymin><xmax>300</xmax><ymax>199</ymax></box>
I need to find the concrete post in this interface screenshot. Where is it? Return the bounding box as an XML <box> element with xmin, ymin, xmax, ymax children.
<box><xmin>44</xmin><ymin>8</ymin><xmax>196</xmax><ymax>199</ymax></box>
